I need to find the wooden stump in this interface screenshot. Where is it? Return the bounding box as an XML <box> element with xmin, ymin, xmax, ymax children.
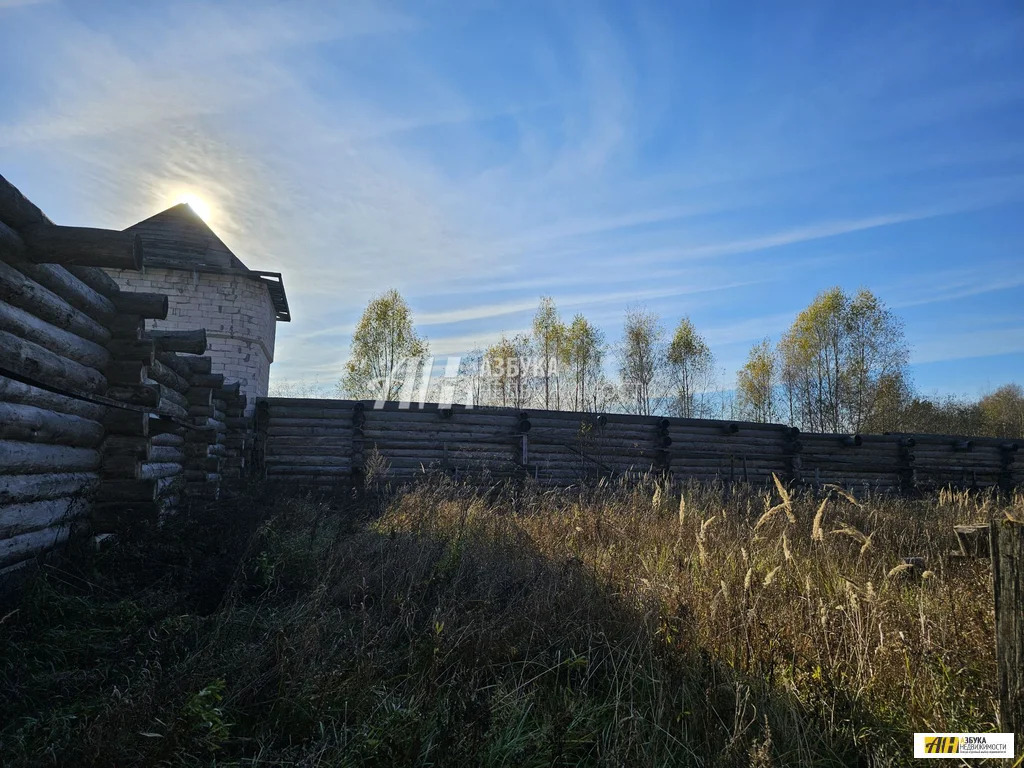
<box><xmin>991</xmin><ymin>519</ymin><xmax>1024</xmax><ymax>737</ymax></box>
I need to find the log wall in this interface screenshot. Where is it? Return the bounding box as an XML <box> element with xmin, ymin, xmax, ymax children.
<box><xmin>0</xmin><ymin>174</ymin><xmax>250</xmax><ymax>590</ymax></box>
<box><xmin>257</xmin><ymin>398</ymin><xmax>1021</xmax><ymax>493</ymax></box>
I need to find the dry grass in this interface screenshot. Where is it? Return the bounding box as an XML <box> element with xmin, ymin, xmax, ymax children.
<box><xmin>0</xmin><ymin>479</ymin><xmax>1016</xmax><ymax>766</ymax></box>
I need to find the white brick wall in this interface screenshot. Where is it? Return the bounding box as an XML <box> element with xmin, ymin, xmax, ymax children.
<box><xmin>105</xmin><ymin>267</ymin><xmax>277</xmax><ymax>414</ymax></box>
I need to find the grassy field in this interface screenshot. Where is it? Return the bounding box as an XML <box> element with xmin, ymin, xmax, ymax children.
<box><xmin>0</xmin><ymin>478</ymin><xmax>1014</xmax><ymax>766</ymax></box>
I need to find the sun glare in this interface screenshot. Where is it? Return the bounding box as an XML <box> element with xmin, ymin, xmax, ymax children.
<box><xmin>178</xmin><ymin>193</ymin><xmax>212</xmax><ymax>222</ymax></box>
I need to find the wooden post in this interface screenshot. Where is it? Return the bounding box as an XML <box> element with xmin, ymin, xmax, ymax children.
<box><xmin>991</xmin><ymin>518</ymin><xmax>1024</xmax><ymax>736</ymax></box>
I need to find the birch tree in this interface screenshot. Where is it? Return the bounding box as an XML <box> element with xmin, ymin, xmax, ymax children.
<box><xmin>666</xmin><ymin>317</ymin><xmax>715</xmax><ymax>418</ymax></box>
<box><xmin>532</xmin><ymin>297</ymin><xmax>565</xmax><ymax>410</ymax></box>
<box><xmin>617</xmin><ymin>308</ymin><xmax>665</xmax><ymax>416</ymax></box>
<box><xmin>341</xmin><ymin>289</ymin><xmax>429</xmax><ymax>401</ymax></box>
<box><xmin>563</xmin><ymin>314</ymin><xmax>605</xmax><ymax>412</ymax></box>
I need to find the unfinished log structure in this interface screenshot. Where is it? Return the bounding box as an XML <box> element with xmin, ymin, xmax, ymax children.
<box><xmin>0</xmin><ymin>175</ymin><xmax>251</xmax><ymax>587</ymax></box>
<box><xmin>256</xmin><ymin>398</ymin><xmax>1023</xmax><ymax>492</ymax></box>
<box><xmin>104</xmin><ymin>203</ymin><xmax>290</xmax><ymax>415</ymax></box>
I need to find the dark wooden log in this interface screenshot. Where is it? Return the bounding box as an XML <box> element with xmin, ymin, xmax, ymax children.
<box><xmin>19</xmin><ymin>224</ymin><xmax>142</xmax><ymax>270</ymax></box>
<box><xmin>150</xmin><ymin>446</ymin><xmax>184</xmax><ymax>463</ymax></box>
<box><xmin>106</xmin><ymin>360</ymin><xmax>146</xmax><ymax>386</ymax></box>
<box><xmin>182</xmin><ymin>356</ymin><xmax>212</xmax><ymax>375</ymax></box>
<box><xmin>8</xmin><ymin>258</ymin><xmax>116</xmax><ymax>325</ymax></box>
<box><xmin>953</xmin><ymin>524</ymin><xmax>990</xmax><ymax>558</ymax></box>
<box><xmin>0</xmin><ymin>440</ymin><xmax>100</xmax><ymax>474</ymax></box>
<box><xmin>0</xmin><ymin>330</ymin><xmax>106</xmax><ymax>394</ymax></box>
<box><xmin>187</xmin><ymin>387</ymin><xmax>213</xmax><ymax>407</ymax></box>
<box><xmin>113</xmin><ymin>291</ymin><xmax>168</xmax><ymax>319</ymax></box>
<box><xmin>0</xmin><ymin>173</ymin><xmax>50</xmax><ymax>229</ymax></box>
<box><xmin>150</xmin><ymin>431</ymin><xmax>184</xmax><ymax>447</ymax></box>
<box><xmin>65</xmin><ymin>265</ymin><xmax>121</xmax><ymax>299</ymax></box>
<box><xmin>0</xmin><ymin>374</ymin><xmax>105</xmax><ymax>422</ymax></box>
<box><xmin>147</xmin><ymin>357</ymin><xmax>189</xmax><ymax>393</ymax></box>
<box><xmin>108</xmin><ymin>314</ymin><xmax>144</xmax><ymax>339</ymax></box>
<box><xmin>0</xmin><ymin>402</ymin><xmax>103</xmax><ymax>448</ymax></box>
<box><xmin>102</xmin><ymin>435</ymin><xmax>150</xmax><ymax>460</ymax></box>
<box><xmin>184</xmin><ymin>427</ymin><xmax>217</xmax><ymax>444</ymax></box>
<box><xmin>0</xmin><ymin>473</ymin><xmax>99</xmax><ymax>504</ymax></box>
<box><xmin>105</xmin><ymin>384</ymin><xmax>159</xmax><ymax>408</ymax></box>
<box><xmin>0</xmin><ymin>299</ymin><xmax>109</xmax><ymax>370</ymax></box>
<box><xmin>0</xmin><ymin>526</ymin><xmax>71</xmax><ymax>568</ymax></box>
<box><xmin>0</xmin><ymin>259</ymin><xmax>110</xmax><ymax>346</ymax></box>
<box><xmin>154</xmin><ymin>351</ymin><xmax>191</xmax><ymax>380</ymax></box>
<box><xmin>104</xmin><ymin>410</ymin><xmax>149</xmax><ymax>437</ymax></box>
<box><xmin>107</xmin><ymin>339</ymin><xmax>155</xmax><ymax>366</ymax></box>
<box><xmin>189</xmin><ymin>373</ymin><xmax>224</xmax><ymax>389</ymax></box>
<box><xmin>139</xmin><ymin>462</ymin><xmax>181</xmax><ymax>480</ymax></box>
<box><xmin>153</xmin><ymin>398</ymin><xmax>188</xmax><ymax>420</ymax></box>
<box><xmin>145</xmin><ymin>381</ymin><xmax>187</xmax><ymax>410</ymax></box>
<box><xmin>215</xmin><ymin>382</ymin><xmax>241</xmax><ymax>398</ymax></box>
<box><xmin>100</xmin><ymin>454</ymin><xmax>140</xmax><ymax>480</ymax></box>
<box><xmin>148</xmin><ymin>417</ymin><xmax>182</xmax><ymax>437</ymax></box>
<box><xmin>991</xmin><ymin>519</ymin><xmax>1024</xmax><ymax>736</ymax></box>
<box><xmin>144</xmin><ymin>329</ymin><xmax>206</xmax><ymax>355</ymax></box>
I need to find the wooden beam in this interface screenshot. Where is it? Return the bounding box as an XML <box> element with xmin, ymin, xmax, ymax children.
<box><xmin>144</xmin><ymin>329</ymin><xmax>207</xmax><ymax>354</ymax></box>
<box><xmin>0</xmin><ymin>374</ymin><xmax>105</xmax><ymax>422</ymax></box>
<box><xmin>0</xmin><ymin>473</ymin><xmax>98</xmax><ymax>505</ymax></box>
<box><xmin>0</xmin><ymin>299</ymin><xmax>110</xmax><ymax>371</ymax></box>
<box><xmin>9</xmin><ymin>258</ymin><xmax>116</xmax><ymax>324</ymax></box>
<box><xmin>65</xmin><ymin>265</ymin><xmax>121</xmax><ymax>299</ymax></box>
<box><xmin>0</xmin><ymin>440</ymin><xmax>100</xmax><ymax>474</ymax></box>
<box><xmin>0</xmin><ymin>259</ymin><xmax>110</xmax><ymax>346</ymax></box>
<box><xmin>107</xmin><ymin>339</ymin><xmax>155</xmax><ymax>366</ymax></box>
<box><xmin>0</xmin><ymin>173</ymin><xmax>51</xmax><ymax>229</ymax></box>
<box><xmin>0</xmin><ymin>329</ymin><xmax>107</xmax><ymax>394</ymax></box>
<box><xmin>0</xmin><ymin>526</ymin><xmax>71</xmax><ymax>569</ymax></box>
<box><xmin>19</xmin><ymin>224</ymin><xmax>143</xmax><ymax>270</ymax></box>
<box><xmin>0</xmin><ymin>402</ymin><xmax>103</xmax><ymax>448</ymax></box>
<box><xmin>991</xmin><ymin>519</ymin><xmax>1024</xmax><ymax>736</ymax></box>
<box><xmin>147</xmin><ymin>357</ymin><xmax>189</xmax><ymax>393</ymax></box>
<box><xmin>113</xmin><ymin>291</ymin><xmax>168</xmax><ymax>319</ymax></box>
<box><xmin>182</xmin><ymin>355</ymin><xmax>212</xmax><ymax>375</ymax></box>
<box><xmin>190</xmin><ymin>373</ymin><xmax>225</xmax><ymax>388</ymax></box>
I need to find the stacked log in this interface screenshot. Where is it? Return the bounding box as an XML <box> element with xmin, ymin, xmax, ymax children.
<box><xmin>794</xmin><ymin>433</ymin><xmax>903</xmax><ymax>494</ymax></box>
<box><xmin>898</xmin><ymin>434</ymin><xmax>1011</xmax><ymax>491</ymax></box>
<box><xmin>217</xmin><ymin>380</ymin><xmax>249</xmax><ymax>481</ymax></box>
<box><xmin>262</xmin><ymin>397</ymin><xmax>356</xmax><ymax>486</ymax></box>
<box><xmin>177</xmin><ymin>352</ymin><xmax>224</xmax><ymax>501</ymax></box>
<box><xmin>92</xmin><ymin>291</ymin><xmax>173</xmax><ymax>532</ymax></box>
<box><xmin>0</xmin><ymin>174</ymin><xmax>123</xmax><ymax>573</ymax></box>
<box><xmin>361</xmin><ymin>403</ymin><xmax>522</xmax><ymax>483</ymax></box>
<box><xmin>256</xmin><ymin>398</ymin><xmax>1023</xmax><ymax>493</ymax></box>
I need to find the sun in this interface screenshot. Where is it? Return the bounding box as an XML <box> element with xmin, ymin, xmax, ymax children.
<box><xmin>177</xmin><ymin>192</ymin><xmax>212</xmax><ymax>222</ymax></box>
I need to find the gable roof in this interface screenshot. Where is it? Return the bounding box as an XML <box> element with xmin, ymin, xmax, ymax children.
<box><xmin>125</xmin><ymin>204</ymin><xmax>290</xmax><ymax>322</ymax></box>
<box><xmin>126</xmin><ymin>203</ymin><xmax>248</xmax><ymax>271</ymax></box>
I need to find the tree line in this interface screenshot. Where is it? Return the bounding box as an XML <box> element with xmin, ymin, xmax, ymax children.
<box><xmin>330</xmin><ymin>287</ymin><xmax>1024</xmax><ymax>439</ymax></box>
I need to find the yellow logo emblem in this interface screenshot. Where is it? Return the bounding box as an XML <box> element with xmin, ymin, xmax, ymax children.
<box><xmin>923</xmin><ymin>736</ymin><xmax>960</xmax><ymax>754</ymax></box>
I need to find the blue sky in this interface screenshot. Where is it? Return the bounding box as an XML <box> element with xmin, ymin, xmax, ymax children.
<box><xmin>1</xmin><ymin>0</ymin><xmax>1022</xmax><ymax>401</ymax></box>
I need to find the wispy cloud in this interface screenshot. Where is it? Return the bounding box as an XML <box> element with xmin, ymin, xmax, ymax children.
<box><xmin>911</xmin><ymin>327</ymin><xmax>1024</xmax><ymax>365</ymax></box>
<box><xmin>2</xmin><ymin>0</ymin><xmax>1022</xmax><ymax>396</ymax></box>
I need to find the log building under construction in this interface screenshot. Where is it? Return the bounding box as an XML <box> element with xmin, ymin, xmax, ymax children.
<box><xmin>104</xmin><ymin>204</ymin><xmax>289</xmax><ymax>413</ymax></box>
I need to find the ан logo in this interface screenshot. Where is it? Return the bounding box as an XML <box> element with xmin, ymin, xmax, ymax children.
<box><xmin>923</xmin><ymin>736</ymin><xmax>960</xmax><ymax>754</ymax></box>
<box><xmin>914</xmin><ymin>732</ymin><xmax>1013</xmax><ymax>759</ymax></box>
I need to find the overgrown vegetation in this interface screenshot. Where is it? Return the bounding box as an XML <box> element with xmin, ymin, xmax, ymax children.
<box><xmin>1</xmin><ymin>480</ymin><xmax>1015</xmax><ymax>766</ymax></box>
